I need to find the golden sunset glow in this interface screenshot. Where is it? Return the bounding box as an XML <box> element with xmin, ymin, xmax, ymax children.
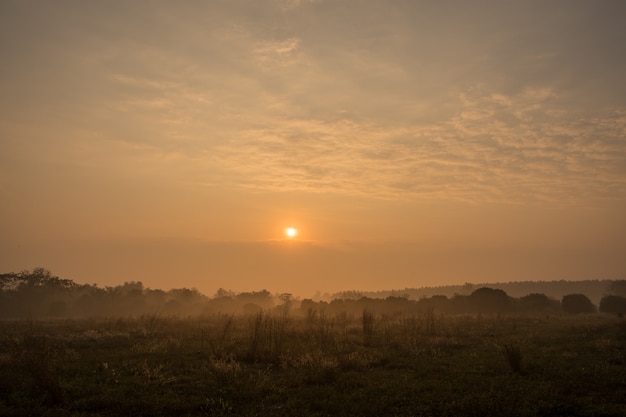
<box><xmin>0</xmin><ymin>1</ymin><xmax>625</xmax><ymax>297</ymax></box>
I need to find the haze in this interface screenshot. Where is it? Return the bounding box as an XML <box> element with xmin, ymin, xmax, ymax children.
<box><xmin>1</xmin><ymin>0</ymin><xmax>625</xmax><ymax>297</ymax></box>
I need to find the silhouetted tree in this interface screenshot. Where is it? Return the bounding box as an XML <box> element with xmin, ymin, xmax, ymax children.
<box><xmin>418</xmin><ymin>295</ymin><xmax>450</xmax><ymax>313</ymax></box>
<box><xmin>519</xmin><ymin>293</ymin><xmax>560</xmax><ymax>313</ymax></box>
<box><xmin>336</xmin><ymin>290</ymin><xmax>363</xmax><ymax>300</ymax></box>
<box><xmin>0</xmin><ymin>268</ymin><xmax>77</xmax><ymax>317</ymax></box>
<box><xmin>206</xmin><ymin>295</ymin><xmax>238</xmax><ymax>314</ymax></box>
<box><xmin>0</xmin><ymin>272</ymin><xmax>19</xmax><ymax>291</ymax></box>
<box><xmin>562</xmin><ymin>294</ymin><xmax>596</xmax><ymax>314</ymax></box>
<box><xmin>21</xmin><ymin>268</ymin><xmax>76</xmax><ymax>290</ymax></box>
<box><xmin>299</xmin><ymin>299</ymin><xmax>317</xmax><ymax>313</ymax></box>
<box><xmin>449</xmin><ymin>294</ymin><xmax>470</xmax><ymax>313</ymax></box>
<box><xmin>236</xmin><ymin>290</ymin><xmax>273</xmax><ymax>310</ymax></box>
<box><xmin>277</xmin><ymin>293</ymin><xmax>293</xmax><ymax>315</ymax></box>
<box><xmin>461</xmin><ymin>282</ymin><xmax>475</xmax><ymax>295</ymax></box>
<box><xmin>243</xmin><ymin>302</ymin><xmax>263</xmax><ymax>315</ymax></box>
<box><xmin>214</xmin><ymin>288</ymin><xmax>235</xmax><ymax>298</ymax></box>
<box><xmin>599</xmin><ymin>295</ymin><xmax>626</xmax><ymax>316</ymax></box>
<box><xmin>383</xmin><ymin>296</ymin><xmax>412</xmax><ymax>316</ymax></box>
<box><xmin>469</xmin><ymin>287</ymin><xmax>510</xmax><ymax>313</ymax></box>
<box><xmin>119</xmin><ymin>281</ymin><xmax>144</xmax><ymax>296</ymax></box>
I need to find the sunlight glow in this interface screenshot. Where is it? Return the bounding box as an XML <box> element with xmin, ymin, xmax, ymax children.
<box><xmin>285</xmin><ymin>227</ymin><xmax>298</xmax><ymax>238</ymax></box>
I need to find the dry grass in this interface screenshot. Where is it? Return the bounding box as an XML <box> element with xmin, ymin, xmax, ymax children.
<box><xmin>1</xmin><ymin>314</ymin><xmax>625</xmax><ymax>416</ymax></box>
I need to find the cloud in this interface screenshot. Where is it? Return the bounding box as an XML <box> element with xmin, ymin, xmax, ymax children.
<box><xmin>205</xmin><ymin>83</ymin><xmax>625</xmax><ymax>206</ymax></box>
<box><xmin>254</xmin><ymin>37</ymin><xmax>301</xmax><ymax>68</ymax></box>
<box><xmin>2</xmin><ymin>0</ymin><xmax>625</xmax><ymax>208</ymax></box>
<box><xmin>279</xmin><ymin>0</ymin><xmax>320</xmax><ymax>11</ymax></box>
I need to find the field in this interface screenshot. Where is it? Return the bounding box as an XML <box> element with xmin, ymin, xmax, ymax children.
<box><xmin>1</xmin><ymin>311</ymin><xmax>625</xmax><ymax>416</ymax></box>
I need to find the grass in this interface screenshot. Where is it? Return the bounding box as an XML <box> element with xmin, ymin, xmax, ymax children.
<box><xmin>0</xmin><ymin>313</ymin><xmax>625</xmax><ymax>416</ymax></box>
<box><xmin>501</xmin><ymin>341</ymin><xmax>524</xmax><ymax>374</ymax></box>
<box><xmin>362</xmin><ymin>309</ymin><xmax>375</xmax><ymax>346</ymax></box>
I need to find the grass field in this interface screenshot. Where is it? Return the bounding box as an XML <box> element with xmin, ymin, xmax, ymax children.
<box><xmin>1</xmin><ymin>311</ymin><xmax>625</xmax><ymax>416</ymax></box>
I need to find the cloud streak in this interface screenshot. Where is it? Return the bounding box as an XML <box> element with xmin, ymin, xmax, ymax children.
<box><xmin>2</xmin><ymin>1</ymin><xmax>623</xmax><ymax>209</ymax></box>
<box><xmin>209</xmin><ymin>85</ymin><xmax>626</xmax><ymax>205</ymax></box>
<box><xmin>1</xmin><ymin>3</ymin><xmax>625</xmax><ymax>209</ymax></box>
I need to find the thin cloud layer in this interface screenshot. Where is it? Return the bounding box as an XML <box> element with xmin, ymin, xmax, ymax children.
<box><xmin>2</xmin><ymin>1</ymin><xmax>625</xmax><ymax>205</ymax></box>
<box><xmin>215</xmin><ymin>86</ymin><xmax>626</xmax><ymax>204</ymax></box>
<box><xmin>1</xmin><ymin>1</ymin><xmax>625</xmax><ymax>291</ymax></box>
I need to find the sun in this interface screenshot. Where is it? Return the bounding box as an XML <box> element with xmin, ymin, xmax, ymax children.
<box><xmin>285</xmin><ymin>227</ymin><xmax>298</xmax><ymax>238</ymax></box>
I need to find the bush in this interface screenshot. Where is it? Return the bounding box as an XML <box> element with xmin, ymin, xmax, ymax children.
<box><xmin>599</xmin><ymin>295</ymin><xmax>626</xmax><ymax>316</ymax></box>
<box><xmin>562</xmin><ymin>294</ymin><xmax>596</xmax><ymax>314</ymax></box>
<box><xmin>469</xmin><ymin>288</ymin><xmax>510</xmax><ymax>313</ymax></box>
<box><xmin>3</xmin><ymin>328</ymin><xmax>68</xmax><ymax>406</ymax></box>
<box><xmin>519</xmin><ymin>293</ymin><xmax>560</xmax><ymax>313</ymax></box>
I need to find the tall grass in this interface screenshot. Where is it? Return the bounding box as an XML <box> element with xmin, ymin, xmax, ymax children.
<box><xmin>501</xmin><ymin>341</ymin><xmax>524</xmax><ymax>374</ymax></box>
<box><xmin>247</xmin><ymin>312</ymin><xmax>264</xmax><ymax>361</ymax></box>
<box><xmin>2</xmin><ymin>323</ymin><xmax>68</xmax><ymax>406</ymax></box>
<box><xmin>201</xmin><ymin>313</ymin><xmax>235</xmax><ymax>357</ymax></box>
<box><xmin>1</xmin><ymin>313</ymin><xmax>625</xmax><ymax>416</ymax></box>
<box><xmin>424</xmin><ymin>307</ymin><xmax>437</xmax><ymax>335</ymax></box>
<box><xmin>245</xmin><ymin>310</ymin><xmax>289</xmax><ymax>363</ymax></box>
<box><xmin>362</xmin><ymin>309</ymin><xmax>375</xmax><ymax>346</ymax></box>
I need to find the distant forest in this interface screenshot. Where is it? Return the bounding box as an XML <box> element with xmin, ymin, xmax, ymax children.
<box><xmin>1</xmin><ymin>268</ymin><xmax>625</xmax><ymax>319</ymax></box>
<box><xmin>340</xmin><ymin>279</ymin><xmax>618</xmax><ymax>305</ymax></box>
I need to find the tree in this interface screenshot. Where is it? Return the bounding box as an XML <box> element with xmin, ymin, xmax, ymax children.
<box><xmin>469</xmin><ymin>287</ymin><xmax>510</xmax><ymax>313</ymax></box>
<box><xmin>214</xmin><ymin>288</ymin><xmax>235</xmax><ymax>298</ymax></box>
<box><xmin>519</xmin><ymin>293</ymin><xmax>560</xmax><ymax>313</ymax></box>
<box><xmin>0</xmin><ymin>272</ymin><xmax>19</xmax><ymax>291</ymax></box>
<box><xmin>599</xmin><ymin>295</ymin><xmax>626</xmax><ymax>316</ymax></box>
<box><xmin>383</xmin><ymin>296</ymin><xmax>412</xmax><ymax>316</ymax></box>
<box><xmin>236</xmin><ymin>290</ymin><xmax>273</xmax><ymax>309</ymax></box>
<box><xmin>13</xmin><ymin>268</ymin><xmax>76</xmax><ymax>291</ymax></box>
<box><xmin>562</xmin><ymin>294</ymin><xmax>596</xmax><ymax>314</ymax></box>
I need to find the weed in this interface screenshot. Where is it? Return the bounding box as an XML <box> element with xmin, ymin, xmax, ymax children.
<box><xmin>243</xmin><ymin>311</ymin><xmax>289</xmax><ymax>363</ymax></box>
<box><xmin>362</xmin><ymin>309</ymin><xmax>375</xmax><ymax>346</ymax></box>
<box><xmin>316</xmin><ymin>314</ymin><xmax>337</xmax><ymax>352</ymax></box>
<box><xmin>246</xmin><ymin>312</ymin><xmax>264</xmax><ymax>361</ymax></box>
<box><xmin>424</xmin><ymin>307</ymin><xmax>437</xmax><ymax>335</ymax></box>
<box><xmin>2</xmin><ymin>324</ymin><xmax>67</xmax><ymax>406</ymax></box>
<box><xmin>202</xmin><ymin>314</ymin><xmax>235</xmax><ymax>357</ymax></box>
<box><xmin>208</xmin><ymin>356</ymin><xmax>244</xmax><ymax>384</ymax></box>
<box><xmin>338</xmin><ymin>350</ymin><xmax>375</xmax><ymax>370</ymax></box>
<box><xmin>501</xmin><ymin>341</ymin><xmax>524</xmax><ymax>374</ymax></box>
<box><xmin>1</xmin><ymin>313</ymin><xmax>625</xmax><ymax>416</ymax></box>
<box><xmin>135</xmin><ymin>359</ymin><xmax>177</xmax><ymax>385</ymax></box>
<box><xmin>140</xmin><ymin>313</ymin><xmax>166</xmax><ymax>339</ymax></box>
<box><xmin>286</xmin><ymin>351</ymin><xmax>339</xmax><ymax>384</ymax></box>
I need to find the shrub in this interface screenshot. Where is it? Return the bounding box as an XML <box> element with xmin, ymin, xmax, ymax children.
<box><xmin>562</xmin><ymin>294</ymin><xmax>596</xmax><ymax>314</ymax></box>
<box><xmin>599</xmin><ymin>295</ymin><xmax>626</xmax><ymax>316</ymax></box>
<box><xmin>3</xmin><ymin>328</ymin><xmax>68</xmax><ymax>406</ymax></box>
<box><xmin>286</xmin><ymin>351</ymin><xmax>339</xmax><ymax>384</ymax></box>
<box><xmin>469</xmin><ymin>288</ymin><xmax>510</xmax><ymax>314</ymax></box>
<box><xmin>519</xmin><ymin>293</ymin><xmax>560</xmax><ymax>313</ymax></box>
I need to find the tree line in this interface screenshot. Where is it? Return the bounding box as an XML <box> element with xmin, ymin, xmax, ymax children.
<box><xmin>1</xmin><ymin>268</ymin><xmax>625</xmax><ymax>319</ymax></box>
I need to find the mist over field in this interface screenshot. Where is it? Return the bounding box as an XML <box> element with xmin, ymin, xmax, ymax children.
<box><xmin>2</xmin><ymin>268</ymin><xmax>625</xmax><ymax>319</ymax></box>
<box><xmin>2</xmin><ymin>268</ymin><xmax>626</xmax><ymax>416</ymax></box>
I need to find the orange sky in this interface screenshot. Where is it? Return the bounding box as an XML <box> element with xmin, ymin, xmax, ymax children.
<box><xmin>1</xmin><ymin>1</ymin><xmax>625</xmax><ymax>297</ymax></box>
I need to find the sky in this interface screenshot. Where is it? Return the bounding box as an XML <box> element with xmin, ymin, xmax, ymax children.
<box><xmin>1</xmin><ymin>0</ymin><xmax>625</xmax><ymax>297</ymax></box>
